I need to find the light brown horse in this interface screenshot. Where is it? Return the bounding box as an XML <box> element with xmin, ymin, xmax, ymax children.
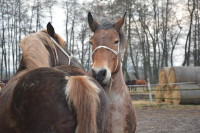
<box><xmin>0</xmin><ymin>23</ymin><xmax>109</xmax><ymax>133</ymax></box>
<box><xmin>88</xmin><ymin>12</ymin><xmax>137</xmax><ymax>133</ymax></box>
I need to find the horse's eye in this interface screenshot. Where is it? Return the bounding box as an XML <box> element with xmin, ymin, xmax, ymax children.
<box><xmin>114</xmin><ymin>40</ymin><xmax>119</xmax><ymax>45</ymax></box>
<box><xmin>89</xmin><ymin>41</ymin><xmax>93</xmax><ymax>45</ymax></box>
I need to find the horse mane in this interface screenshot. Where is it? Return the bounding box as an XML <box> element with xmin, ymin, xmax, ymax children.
<box><xmin>97</xmin><ymin>20</ymin><xmax>127</xmax><ymax>50</ymax></box>
<box><xmin>19</xmin><ymin>30</ymin><xmax>66</xmax><ymax>70</ymax></box>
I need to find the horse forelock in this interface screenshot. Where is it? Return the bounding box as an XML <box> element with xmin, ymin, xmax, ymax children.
<box><xmin>98</xmin><ymin>20</ymin><xmax>113</xmax><ymax>30</ymax></box>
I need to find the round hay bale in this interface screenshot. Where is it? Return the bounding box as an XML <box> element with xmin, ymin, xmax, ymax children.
<box><xmin>196</xmin><ymin>69</ymin><xmax>200</xmax><ymax>83</ymax></box>
<box><xmin>168</xmin><ymin>66</ymin><xmax>199</xmax><ymax>88</ymax></box>
<box><xmin>172</xmin><ymin>84</ymin><xmax>200</xmax><ymax>105</ymax></box>
<box><xmin>159</xmin><ymin>67</ymin><xmax>170</xmax><ymax>88</ymax></box>
<box><xmin>164</xmin><ymin>86</ymin><xmax>172</xmax><ymax>104</ymax></box>
<box><xmin>155</xmin><ymin>85</ymin><xmax>165</xmax><ymax>103</ymax></box>
<box><xmin>155</xmin><ymin>85</ymin><xmax>162</xmax><ymax>103</ymax></box>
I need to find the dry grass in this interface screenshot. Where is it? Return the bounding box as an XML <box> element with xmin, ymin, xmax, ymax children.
<box><xmin>132</xmin><ymin>100</ymin><xmax>163</xmax><ymax>108</ymax></box>
<box><xmin>132</xmin><ymin>100</ymin><xmax>200</xmax><ymax>109</ymax></box>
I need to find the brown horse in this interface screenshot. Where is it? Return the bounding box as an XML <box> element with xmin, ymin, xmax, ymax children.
<box><xmin>88</xmin><ymin>12</ymin><xmax>137</xmax><ymax>133</ymax></box>
<box><xmin>136</xmin><ymin>80</ymin><xmax>148</xmax><ymax>91</ymax></box>
<box><xmin>126</xmin><ymin>79</ymin><xmax>147</xmax><ymax>86</ymax></box>
<box><xmin>135</xmin><ymin>80</ymin><xmax>147</xmax><ymax>86</ymax></box>
<box><xmin>16</xmin><ymin>22</ymin><xmax>83</xmax><ymax>73</ymax></box>
<box><xmin>0</xmin><ymin>23</ymin><xmax>109</xmax><ymax>133</ymax></box>
<box><xmin>0</xmin><ymin>81</ymin><xmax>5</xmax><ymax>91</ymax></box>
<box><xmin>125</xmin><ymin>80</ymin><xmax>137</xmax><ymax>92</ymax></box>
<box><xmin>0</xmin><ymin>80</ymin><xmax>9</xmax><ymax>85</ymax></box>
<box><xmin>0</xmin><ymin>80</ymin><xmax>9</xmax><ymax>93</ymax></box>
<box><xmin>126</xmin><ymin>80</ymin><xmax>137</xmax><ymax>85</ymax></box>
<box><xmin>126</xmin><ymin>79</ymin><xmax>147</xmax><ymax>92</ymax></box>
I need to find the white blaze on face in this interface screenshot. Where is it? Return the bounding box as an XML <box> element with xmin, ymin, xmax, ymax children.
<box><xmin>92</xmin><ymin>67</ymin><xmax>111</xmax><ymax>84</ymax></box>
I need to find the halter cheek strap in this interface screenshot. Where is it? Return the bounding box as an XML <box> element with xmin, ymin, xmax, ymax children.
<box><xmin>92</xmin><ymin>45</ymin><xmax>120</xmax><ymax>72</ymax></box>
<box><xmin>49</xmin><ymin>36</ymin><xmax>73</xmax><ymax>65</ymax></box>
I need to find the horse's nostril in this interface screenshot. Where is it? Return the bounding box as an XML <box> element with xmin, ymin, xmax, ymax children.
<box><xmin>102</xmin><ymin>70</ymin><xmax>107</xmax><ymax>77</ymax></box>
<box><xmin>92</xmin><ymin>69</ymin><xmax>97</xmax><ymax>79</ymax></box>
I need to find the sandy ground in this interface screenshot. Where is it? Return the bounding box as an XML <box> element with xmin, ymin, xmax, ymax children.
<box><xmin>134</xmin><ymin>102</ymin><xmax>200</xmax><ymax>133</ymax></box>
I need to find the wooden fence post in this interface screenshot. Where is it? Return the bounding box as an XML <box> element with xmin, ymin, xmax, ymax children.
<box><xmin>147</xmin><ymin>78</ymin><xmax>153</xmax><ymax>105</ymax></box>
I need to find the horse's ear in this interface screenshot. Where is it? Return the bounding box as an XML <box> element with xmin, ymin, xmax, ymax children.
<box><xmin>88</xmin><ymin>12</ymin><xmax>99</xmax><ymax>32</ymax></box>
<box><xmin>113</xmin><ymin>12</ymin><xmax>126</xmax><ymax>32</ymax></box>
<box><xmin>47</xmin><ymin>22</ymin><xmax>56</xmax><ymax>39</ymax></box>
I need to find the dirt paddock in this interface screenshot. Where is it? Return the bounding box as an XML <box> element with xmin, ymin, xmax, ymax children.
<box><xmin>134</xmin><ymin>101</ymin><xmax>200</xmax><ymax>133</ymax></box>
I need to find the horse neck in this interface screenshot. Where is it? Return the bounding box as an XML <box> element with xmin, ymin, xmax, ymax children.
<box><xmin>56</xmin><ymin>47</ymin><xmax>84</xmax><ymax>69</ymax></box>
<box><xmin>105</xmin><ymin>68</ymin><xmax>126</xmax><ymax>93</ymax></box>
<box><xmin>16</xmin><ymin>57</ymin><xmax>26</xmax><ymax>73</ymax></box>
<box><xmin>56</xmin><ymin>46</ymin><xmax>69</xmax><ymax>65</ymax></box>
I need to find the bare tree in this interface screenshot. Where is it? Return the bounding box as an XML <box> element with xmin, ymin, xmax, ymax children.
<box><xmin>44</xmin><ymin>0</ymin><xmax>57</xmax><ymax>23</ymax></box>
<box><xmin>183</xmin><ymin>0</ymin><xmax>196</xmax><ymax>66</ymax></box>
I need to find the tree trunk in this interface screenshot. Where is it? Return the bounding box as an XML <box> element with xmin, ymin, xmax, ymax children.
<box><xmin>183</xmin><ymin>0</ymin><xmax>195</xmax><ymax>66</ymax></box>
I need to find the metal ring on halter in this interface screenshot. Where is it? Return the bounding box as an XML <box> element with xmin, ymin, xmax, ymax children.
<box><xmin>49</xmin><ymin>36</ymin><xmax>73</xmax><ymax>65</ymax></box>
<box><xmin>91</xmin><ymin>45</ymin><xmax>120</xmax><ymax>72</ymax></box>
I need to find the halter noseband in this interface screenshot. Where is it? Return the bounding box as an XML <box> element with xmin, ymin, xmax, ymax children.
<box><xmin>49</xmin><ymin>36</ymin><xmax>73</xmax><ymax>65</ymax></box>
<box><xmin>92</xmin><ymin>45</ymin><xmax>120</xmax><ymax>72</ymax></box>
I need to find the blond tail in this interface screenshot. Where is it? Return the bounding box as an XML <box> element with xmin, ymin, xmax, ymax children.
<box><xmin>65</xmin><ymin>76</ymin><xmax>100</xmax><ymax>133</ymax></box>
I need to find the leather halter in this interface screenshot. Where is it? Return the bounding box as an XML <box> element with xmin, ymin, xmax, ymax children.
<box><xmin>92</xmin><ymin>45</ymin><xmax>120</xmax><ymax>72</ymax></box>
<box><xmin>49</xmin><ymin>36</ymin><xmax>73</xmax><ymax>65</ymax></box>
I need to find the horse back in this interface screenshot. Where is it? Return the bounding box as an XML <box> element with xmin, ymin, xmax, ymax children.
<box><xmin>10</xmin><ymin>67</ymin><xmax>77</xmax><ymax>133</ymax></box>
<box><xmin>55</xmin><ymin>65</ymin><xmax>88</xmax><ymax>76</ymax></box>
<box><xmin>125</xmin><ymin>80</ymin><xmax>136</xmax><ymax>85</ymax></box>
<box><xmin>136</xmin><ymin>80</ymin><xmax>147</xmax><ymax>85</ymax></box>
<box><xmin>8</xmin><ymin>66</ymin><xmax>109</xmax><ymax>133</ymax></box>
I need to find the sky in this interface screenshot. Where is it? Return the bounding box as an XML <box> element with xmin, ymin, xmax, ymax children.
<box><xmin>49</xmin><ymin>0</ymin><xmax>91</xmax><ymax>39</ymax></box>
<box><xmin>50</xmin><ymin>4</ymin><xmax>66</xmax><ymax>39</ymax></box>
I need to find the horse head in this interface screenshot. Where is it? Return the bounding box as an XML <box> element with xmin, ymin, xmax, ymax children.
<box><xmin>88</xmin><ymin>12</ymin><xmax>126</xmax><ymax>86</ymax></box>
<box><xmin>17</xmin><ymin>22</ymin><xmax>83</xmax><ymax>73</ymax></box>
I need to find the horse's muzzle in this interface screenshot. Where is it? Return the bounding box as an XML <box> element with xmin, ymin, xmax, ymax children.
<box><xmin>92</xmin><ymin>68</ymin><xmax>107</xmax><ymax>85</ymax></box>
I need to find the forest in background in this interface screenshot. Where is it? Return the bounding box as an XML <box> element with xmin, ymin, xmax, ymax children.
<box><xmin>0</xmin><ymin>0</ymin><xmax>199</xmax><ymax>83</ymax></box>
